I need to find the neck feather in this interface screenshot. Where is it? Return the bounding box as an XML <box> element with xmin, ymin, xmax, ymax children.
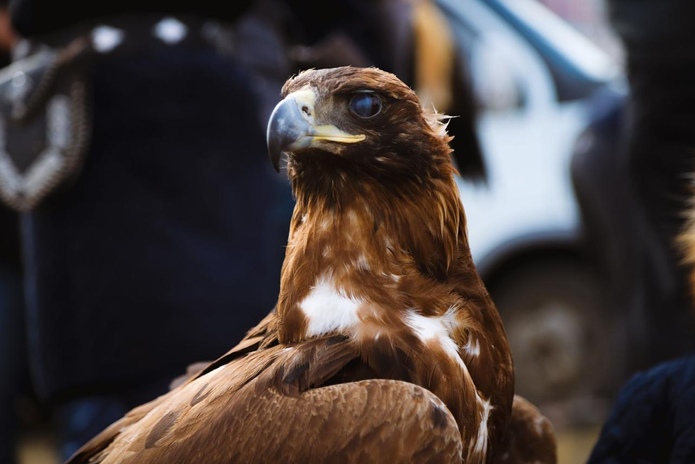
<box><xmin>276</xmin><ymin>169</ymin><xmax>482</xmax><ymax>343</ymax></box>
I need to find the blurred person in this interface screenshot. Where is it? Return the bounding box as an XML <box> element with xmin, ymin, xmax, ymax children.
<box><xmin>574</xmin><ymin>0</ymin><xmax>695</xmax><ymax>460</ymax></box>
<box><xmin>609</xmin><ymin>0</ymin><xmax>695</xmax><ymax>367</ymax></box>
<box><xmin>7</xmin><ymin>1</ymin><xmax>295</xmax><ymax>460</ymax></box>
<box><xmin>573</xmin><ymin>0</ymin><xmax>695</xmax><ymax>380</ymax></box>
<box><xmin>621</xmin><ymin>0</ymin><xmax>695</xmax><ymax>367</ymax></box>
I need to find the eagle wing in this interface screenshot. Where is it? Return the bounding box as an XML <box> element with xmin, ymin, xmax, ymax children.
<box><xmin>67</xmin><ymin>329</ymin><xmax>464</xmax><ymax>464</ymax></box>
<box><xmin>67</xmin><ymin>312</ymin><xmax>280</xmax><ymax>463</ymax></box>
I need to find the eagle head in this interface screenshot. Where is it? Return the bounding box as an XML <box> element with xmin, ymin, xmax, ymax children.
<box><xmin>267</xmin><ymin>66</ymin><xmax>456</xmax><ymax>193</ymax></box>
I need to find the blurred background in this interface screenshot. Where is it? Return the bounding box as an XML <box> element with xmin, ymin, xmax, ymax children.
<box><xmin>446</xmin><ymin>0</ymin><xmax>622</xmax><ymax>461</ymax></box>
<box><xmin>1</xmin><ymin>0</ymin><xmax>685</xmax><ymax>462</ymax></box>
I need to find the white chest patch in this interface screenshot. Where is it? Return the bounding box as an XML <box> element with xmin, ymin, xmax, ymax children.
<box><xmin>404</xmin><ymin>309</ymin><xmax>465</xmax><ymax>369</ymax></box>
<box><xmin>300</xmin><ymin>275</ymin><xmax>363</xmax><ymax>336</ymax></box>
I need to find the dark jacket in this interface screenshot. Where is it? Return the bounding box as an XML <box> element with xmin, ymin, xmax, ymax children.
<box><xmin>0</xmin><ymin>48</ymin><xmax>19</xmax><ymax>269</ymax></box>
<box><xmin>11</xmin><ymin>3</ymin><xmax>294</xmax><ymax>402</ymax></box>
<box><xmin>588</xmin><ymin>355</ymin><xmax>695</xmax><ymax>463</ymax></box>
<box><xmin>607</xmin><ymin>0</ymin><xmax>695</xmax><ymax>63</ymax></box>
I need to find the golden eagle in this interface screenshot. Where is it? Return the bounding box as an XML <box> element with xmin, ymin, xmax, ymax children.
<box><xmin>67</xmin><ymin>66</ymin><xmax>555</xmax><ymax>464</ymax></box>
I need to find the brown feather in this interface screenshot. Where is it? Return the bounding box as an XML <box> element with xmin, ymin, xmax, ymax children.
<box><xmin>495</xmin><ymin>395</ymin><xmax>557</xmax><ymax>464</ymax></box>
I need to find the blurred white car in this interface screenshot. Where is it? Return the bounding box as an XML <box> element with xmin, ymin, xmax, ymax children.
<box><xmin>439</xmin><ymin>0</ymin><xmax>625</xmax><ymax>423</ymax></box>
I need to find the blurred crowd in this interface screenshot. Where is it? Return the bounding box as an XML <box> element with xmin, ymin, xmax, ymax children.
<box><xmin>0</xmin><ymin>0</ymin><xmax>693</xmax><ymax>463</ymax></box>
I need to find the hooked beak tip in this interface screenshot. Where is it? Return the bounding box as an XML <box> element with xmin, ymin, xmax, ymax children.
<box><xmin>266</xmin><ymin>95</ymin><xmax>311</xmax><ymax>173</ymax></box>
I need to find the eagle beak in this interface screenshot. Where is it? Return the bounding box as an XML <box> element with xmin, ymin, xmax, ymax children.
<box><xmin>266</xmin><ymin>89</ymin><xmax>365</xmax><ymax>172</ymax></box>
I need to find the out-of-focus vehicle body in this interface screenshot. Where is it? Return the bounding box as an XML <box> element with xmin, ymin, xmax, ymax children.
<box><xmin>438</xmin><ymin>0</ymin><xmax>625</xmax><ymax>424</ymax></box>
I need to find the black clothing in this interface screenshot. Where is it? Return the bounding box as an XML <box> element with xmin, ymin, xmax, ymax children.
<box><xmin>0</xmin><ymin>207</ymin><xmax>20</xmax><ymax>266</ymax></box>
<box><xmin>607</xmin><ymin>0</ymin><xmax>695</xmax><ymax>64</ymax></box>
<box><xmin>9</xmin><ymin>4</ymin><xmax>294</xmax><ymax>404</ymax></box>
<box><xmin>0</xmin><ymin>46</ymin><xmax>20</xmax><ymax>268</ymax></box>
<box><xmin>9</xmin><ymin>0</ymin><xmax>254</xmax><ymax>36</ymax></box>
<box><xmin>588</xmin><ymin>355</ymin><xmax>695</xmax><ymax>463</ymax></box>
<box><xmin>21</xmin><ymin>45</ymin><xmax>293</xmax><ymax>402</ymax></box>
<box><xmin>0</xmin><ymin>47</ymin><xmax>25</xmax><ymax>464</ymax></box>
<box><xmin>618</xmin><ymin>58</ymin><xmax>695</xmax><ymax>370</ymax></box>
<box><xmin>9</xmin><ymin>4</ymin><xmax>297</xmax><ymax>457</ymax></box>
<box><xmin>604</xmin><ymin>0</ymin><xmax>695</xmax><ymax>371</ymax></box>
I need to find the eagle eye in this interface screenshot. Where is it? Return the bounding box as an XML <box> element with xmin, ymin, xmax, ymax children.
<box><xmin>349</xmin><ymin>93</ymin><xmax>382</xmax><ymax>119</ymax></box>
